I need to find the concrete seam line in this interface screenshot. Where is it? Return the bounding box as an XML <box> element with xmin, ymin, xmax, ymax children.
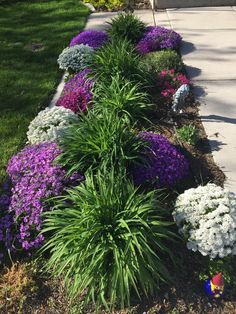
<box><xmin>166</xmin><ymin>9</ymin><xmax>173</xmax><ymax>29</ymax></box>
<box><xmin>191</xmin><ymin>78</ymin><xmax>236</xmax><ymax>82</ymax></box>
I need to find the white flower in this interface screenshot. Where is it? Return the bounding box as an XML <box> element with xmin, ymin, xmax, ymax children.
<box><xmin>27</xmin><ymin>107</ymin><xmax>78</xmax><ymax>144</ymax></box>
<box><xmin>173</xmin><ymin>183</ymin><xmax>236</xmax><ymax>259</ymax></box>
<box><xmin>57</xmin><ymin>44</ymin><xmax>94</xmax><ymax>73</ymax></box>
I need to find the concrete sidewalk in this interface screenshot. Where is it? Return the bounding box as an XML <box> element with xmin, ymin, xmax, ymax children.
<box><xmin>85</xmin><ymin>8</ymin><xmax>236</xmax><ymax>193</ymax></box>
<box><xmin>165</xmin><ymin>7</ymin><xmax>236</xmax><ymax>193</ymax></box>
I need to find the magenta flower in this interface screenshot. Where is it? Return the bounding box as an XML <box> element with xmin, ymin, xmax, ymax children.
<box><xmin>158</xmin><ymin>69</ymin><xmax>189</xmax><ymax>99</ymax></box>
<box><xmin>70</xmin><ymin>30</ymin><xmax>109</xmax><ymax>49</ymax></box>
<box><xmin>137</xmin><ymin>26</ymin><xmax>182</xmax><ymax>55</ymax></box>
<box><xmin>132</xmin><ymin>132</ymin><xmax>188</xmax><ymax>187</ymax></box>
<box><xmin>56</xmin><ymin>69</ymin><xmax>94</xmax><ymax>113</ymax></box>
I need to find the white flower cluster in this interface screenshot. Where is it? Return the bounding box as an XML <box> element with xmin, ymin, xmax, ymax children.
<box><xmin>27</xmin><ymin>106</ymin><xmax>78</xmax><ymax>144</ymax></box>
<box><xmin>57</xmin><ymin>44</ymin><xmax>94</xmax><ymax>73</ymax></box>
<box><xmin>173</xmin><ymin>183</ymin><xmax>236</xmax><ymax>259</ymax></box>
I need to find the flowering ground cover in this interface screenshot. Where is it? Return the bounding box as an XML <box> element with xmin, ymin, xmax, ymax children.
<box><xmin>0</xmin><ymin>0</ymin><xmax>89</xmax><ymax>184</ymax></box>
<box><xmin>0</xmin><ymin>9</ymin><xmax>236</xmax><ymax>314</ymax></box>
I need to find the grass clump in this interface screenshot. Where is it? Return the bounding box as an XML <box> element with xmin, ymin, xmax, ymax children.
<box><xmin>89</xmin><ymin>39</ymin><xmax>147</xmax><ymax>85</ymax></box>
<box><xmin>57</xmin><ymin>109</ymin><xmax>144</xmax><ymax>174</ymax></box>
<box><xmin>93</xmin><ymin>75</ymin><xmax>152</xmax><ymax>121</ymax></box>
<box><xmin>42</xmin><ymin>167</ymin><xmax>175</xmax><ymax>310</ymax></box>
<box><xmin>140</xmin><ymin>50</ymin><xmax>184</xmax><ymax>76</ymax></box>
<box><xmin>108</xmin><ymin>13</ymin><xmax>146</xmax><ymax>44</ymax></box>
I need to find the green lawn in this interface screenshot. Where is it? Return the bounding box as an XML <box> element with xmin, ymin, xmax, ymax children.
<box><xmin>0</xmin><ymin>0</ymin><xmax>89</xmax><ymax>183</ymax></box>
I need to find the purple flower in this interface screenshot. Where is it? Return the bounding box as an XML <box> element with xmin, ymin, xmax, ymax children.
<box><xmin>0</xmin><ymin>185</ymin><xmax>14</xmax><ymax>258</ymax></box>
<box><xmin>7</xmin><ymin>142</ymin><xmax>84</xmax><ymax>250</ymax></box>
<box><xmin>70</xmin><ymin>30</ymin><xmax>109</xmax><ymax>49</ymax></box>
<box><xmin>137</xmin><ymin>26</ymin><xmax>182</xmax><ymax>55</ymax></box>
<box><xmin>132</xmin><ymin>132</ymin><xmax>188</xmax><ymax>187</ymax></box>
<box><xmin>56</xmin><ymin>69</ymin><xmax>94</xmax><ymax>113</ymax></box>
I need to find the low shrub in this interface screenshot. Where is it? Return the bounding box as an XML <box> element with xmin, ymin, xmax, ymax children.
<box><xmin>27</xmin><ymin>106</ymin><xmax>78</xmax><ymax>144</ymax></box>
<box><xmin>7</xmin><ymin>142</ymin><xmax>83</xmax><ymax>250</ymax></box>
<box><xmin>158</xmin><ymin>69</ymin><xmax>189</xmax><ymax>99</ymax></box>
<box><xmin>176</xmin><ymin>124</ymin><xmax>198</xmax><ymax>145</ymax></box>
<box><xmin>56</xmin><ymin>69</ymin><xmax>94</xmax><ymax>113</ymax></box>
<box><xmin>57</xmin><ymin>44</ymin><xmax>94</xmax><ymax>74</ymax></box>
<box><xmin>89</xmin><ymin>38</ymin><xmax>146</xmax><ymax>85</ymax></box>
<box><xmin>42</xmin><ymin>168</ymin><xmax>175</xmax><ymax>309</ymax></box>
<box><xmin>57</xmin><ymin>109</ymin><xmax>144</xmax><ymax>175</ymax></box>
<box><xmin>140</xmin><ymin>50</ymin><xmax>184</xmax><ymax>75</ymax></box>
<box><xmin>107</xmin><ymin>13</ymin><xmax>146</xmax><ymax>44</ymax></box>
<box><xmin>131</xmin><ymin>132</ymin><xmax>188</xmax><ymax>187</ymax></box>
<box><xmin>137</xmin><ymin>26</ymin><xmax>182</xmax><ymax>55</ymax></box>
<box><xmin>69</xmin><ymin>30</ymin><xmax>109</xmax><ymax>49</ymax></box>
<box><xmin>87</xmin><ymin>0</ymin><xmax>124</xmax><ymax>11</ymax></box>
<box><xmin>93</xmin><ymin>75</ymin><xmax>151</xmax><ymax>120</ymax></box>
<box><xmin>0</xmin><ymin>262</ymin><xmax>37</xmax><ymax>312</ymax></box>
<box><xmin>173</xmin><ymin>183</ymin><xmax>236</xmax><ymax>259</ymax></box>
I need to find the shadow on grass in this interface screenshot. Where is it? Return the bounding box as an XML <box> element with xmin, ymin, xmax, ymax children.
<box><xmin>0</xmin><ymin>0</ymin><xmax>89</xmax><ymax>182</ymax></box>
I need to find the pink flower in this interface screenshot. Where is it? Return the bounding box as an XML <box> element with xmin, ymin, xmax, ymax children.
<box><xmin>158</xmin><ymin>69</ymin><xmax>189</xmax><ymax>99</ymax></box>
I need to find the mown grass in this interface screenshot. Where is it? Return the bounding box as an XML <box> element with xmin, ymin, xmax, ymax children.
<box><xmin>0</xmin><ymin>0</ymin><xmax>89</xmax><ymax>183</ymax></box>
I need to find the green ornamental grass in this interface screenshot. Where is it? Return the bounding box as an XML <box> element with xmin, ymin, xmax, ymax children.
<box><xmin>57</xmin><ymin>109</ymin><xmax>145</xmax><ymax>175</ymax></box>
<box><xmin>41</xmin><ymin>167</ymin><xmax>176</xmax><ymax>310</ymax></box>
<box><xmin>107</xmin><ymin>13</ymin><xmax>146</xmax><ymax>44</ymax></box>
<box><xmin>93</xmin><ymin>75</ymin><xmax>152</xmax><ymax>121</ymax></box>
<box><xmin>89</xmin><ymin>38</ymin><xmax>147</xmax><ymax>85</ymax></box>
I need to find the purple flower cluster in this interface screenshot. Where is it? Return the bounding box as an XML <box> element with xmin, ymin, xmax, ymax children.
<box><xmin>0</xmin><ymin>186</ymin><xmax>14</xmax><ymax>259</ymax></box>
<box><xmin>56</xmin><ymin>69</ymin><xmax>94</xmax><ymax>113</ymax></box>
<box><xmin>7</xmin><ymin>142</ymin><xmax>83</xmax><ymax>250</ymax></box>
<box><xmin>137</xmin><ymin>26</ymin><xmax>182</xmax><ymax>55</ymax></box>
<box><xmin>69</xmin><ymin>30</ymin><xmax>109</xmax><ymax>49</ymax></box>
<box><xmin>132</xmin><ymin>132</ymin><xmax>188</xmax><ymax>187</ymax></box>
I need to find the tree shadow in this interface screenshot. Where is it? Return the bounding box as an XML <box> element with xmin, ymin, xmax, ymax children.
<box><xmin>207</xmin><ymin>139</ymin><xmax>227</xmax><ymax>152</ymax></box>
<box><xmin>181</xmin><ymin>40</ymin><xmax>196</xmax><ymax>55</ymax></box>
<box><xmin>201</xmin><ymin>114</ymin><xmax>236</xmax><ymax>125</ymax></box>
<box><xmin>184</xmin><ymin>65</ymin><xmax>202</xmax><ymax>79</ymax></box>
<box><xmin>194</xmin><ymin>85</ymin><xmax>207</xmax><ymax>98</ymax></box>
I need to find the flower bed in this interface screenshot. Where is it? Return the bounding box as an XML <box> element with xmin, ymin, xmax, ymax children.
<box><xmin>0</xmin><ymin>11</ymin><xmax>234</xmax><ymax>314</ymax></box>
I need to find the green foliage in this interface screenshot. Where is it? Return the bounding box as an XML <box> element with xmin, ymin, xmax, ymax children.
<box><xmin>108</xmin><ymin>13</ymin><xmax>146</xmax><ymax>44</ymax></box>
<box><xmin>42</xmin><ymin>167</ymin><xmax>175</xmax><ymax>310</ymax></box>
<box><xmin>89</xmin><ymin>39</ymin><xmax>148</xmax><ymax>85</ymax></box>
<box><xmin>93</xmin><ymin>75</ymin><xmax>152</xmax><ymax>121</ymax></box>
<box><xmin>57</xmin><ymin>109</ymin><xmax>144</xmax><ymax>175</ymax></box>
<box><xmin>87</xmin><ymin>0</ymin><xmax>124</xmax><ymax>11</ymax></box>
<box><xmin>176</xmin><ymin>124</ymin><xmax>198</xmax><ymax>145</ymax></box>
<box><xmin>199</xmin><ymin>257</ymin><xmax>236</xmax><ymax>296</ymax></box>
<box><xmin>0</xmin><ymin>0</ymin><xmax>88</xmax><ymax>183</ymax></box>
<box><xmin>140</xmin><ymin>50</ymin><xmax>184</xmax><ymax>75</ymax></box>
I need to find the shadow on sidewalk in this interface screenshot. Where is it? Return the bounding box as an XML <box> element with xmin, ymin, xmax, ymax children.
<box><xmin>181</xmin><ymin>40</ymin><xmax>196</xmax><ymax>55</ymax></box>
<box><xmin>201</xmin><ymin>114</ymin><xmax>236</xmax><ymax>125</ymax></box>
<box><xmin>207</xmin><ymin>139</ymin><xmax>227</xmax><ymax>152</ymax></box>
